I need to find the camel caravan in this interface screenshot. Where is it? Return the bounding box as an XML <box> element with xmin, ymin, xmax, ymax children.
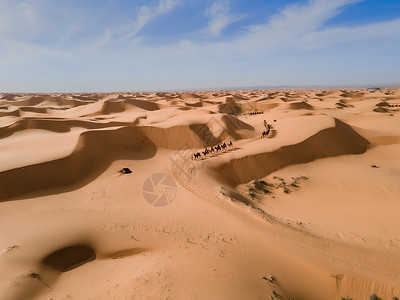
<box><xmin>191</xmin><ymin>141</ymin><xmax>233</xmax><ymax>160</ymax></box>
<box><xmin>248</xmin><ymin>111</ymin><xmax>264</xmax><ymax>115</ymax></box>
<box><xmin>191</xmin><ymin>119</ymin><xmax>274</xmax><ymax>160</ymax></box>
<box><xmin>261</xmin><ymin>120</ymin><xmax>271</xmax><ymax>138</ymax></box>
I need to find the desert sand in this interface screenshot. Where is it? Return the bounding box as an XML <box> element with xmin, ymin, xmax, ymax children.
<box><xmin>0</xmin><ymin>88</ymin><xmax>400</xmax><ymax>300</ymax></box>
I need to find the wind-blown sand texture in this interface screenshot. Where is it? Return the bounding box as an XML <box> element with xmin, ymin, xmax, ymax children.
<box><xmin>0</xmin><ymin>88</ymin><xmax>400</xmax><ymax>299</ymax></box>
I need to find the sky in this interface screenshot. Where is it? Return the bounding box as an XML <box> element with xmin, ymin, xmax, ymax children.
<box><xmin>0</xmin><ymin>0</ymin><xmax>400</xmax><ymax>92</ymax></box>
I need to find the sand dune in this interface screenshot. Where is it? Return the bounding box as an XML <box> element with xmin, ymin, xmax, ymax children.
<box><xmin>0</xmin><ymin>117</ymin><xmax>132</xmax><ymax>139</ymax></box>
<box><xmin>19</xmin><ymin>107</ymin><xmax>48</xmax><ymax>114</ymax></box>
<box><xmin>1</xmin><ymin>88</ymin><xmax>400</xmax><ymax>300</ymax></box>
<box><xmin>214</xmin><ymin>118</ymin><xmax>369</xmax><ymax>186</ymax></box>
<box><xmin>287</xmin><ymin>100</ymin><xmax>314</xmax><ymax>110</ymax></box>
<box><xmin>218</xmin><ymin>97</ymin><xmax>243</xmax><ymax>115</ymax></box>
<box><xmin>0</xmin><ymin>106</ymin><xmax>20</xmax><ymax>117</ymax></box>
<box><xmin>0</xmin><ymin>126</ymin><xmax>157</xmax><ymax>200</ymax></box>
<box><xmin>124</xmin><ymin>98</ymin><xmax>160</xmax><ymax>111</ymax></box>
<box><xmin>101</xmin><ymin>99</ymin><xmax>127</xmax><ymax>114</ymax></box>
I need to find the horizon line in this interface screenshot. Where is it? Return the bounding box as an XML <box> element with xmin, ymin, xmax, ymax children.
<box><xmin>1</xmin><ymin>83</ymin><xmax>400</xmax><ymax>94</ymax></box>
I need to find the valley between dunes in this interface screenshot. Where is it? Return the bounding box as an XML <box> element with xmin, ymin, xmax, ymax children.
<box><xmin>0</xmin><ymin>88</ymin><xmax>400</xmax><ymax>300</ymax></box>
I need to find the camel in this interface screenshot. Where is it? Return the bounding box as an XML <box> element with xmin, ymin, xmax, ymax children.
<box><xmin>261</xmin><ymin>129</ymin><xmax>270</xmax><ymax>138</ymax></box>
<box><xmin>192</xmin><ymin>152</ymin><xmax>201</xmax><ymax>159</ymax></box>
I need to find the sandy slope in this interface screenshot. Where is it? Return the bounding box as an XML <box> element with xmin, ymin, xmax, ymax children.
<box><xmin>0</xmin><ymin>88</ymin><xmax>400</xmax><ymax>300</ymax></box>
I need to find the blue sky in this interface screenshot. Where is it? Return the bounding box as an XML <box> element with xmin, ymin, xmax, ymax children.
<box><xmin>0</xmin><ymin>0</ymin><xmax>399</xmax><ymax>92</ymax></box>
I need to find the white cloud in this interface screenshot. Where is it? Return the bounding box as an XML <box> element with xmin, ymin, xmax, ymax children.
<box><xmin>119</xmin><ymin>0</ymin><xmax>400</xmax><ymax>88</ymax></box>
<box><xmin>0</xmin><ymin>0</ymin><xmax>42</xmax><ymax>40</ymax></box>
<box><xmin>205</xmin><ymin>0</ymin><xmax>235</xmax><ymax>36</ymax></box>
<box><xmin>238</xmin><ymin>0</ymin><xmax>363</xmax><ymax>51</ymax></box>
<box><xmin>264</xmin><ymin>0</ymin><xmax>361</xmax><ymax>34</ymax></box>
<box><xmin>180</xmin><ymin>0</ymin><xmax>356</xmax><ymax>66</ymax></box>
<box><xmin>117</xmin><ymin>0</ymin><xmax>179</xmax><ymax>42</ymax></box>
